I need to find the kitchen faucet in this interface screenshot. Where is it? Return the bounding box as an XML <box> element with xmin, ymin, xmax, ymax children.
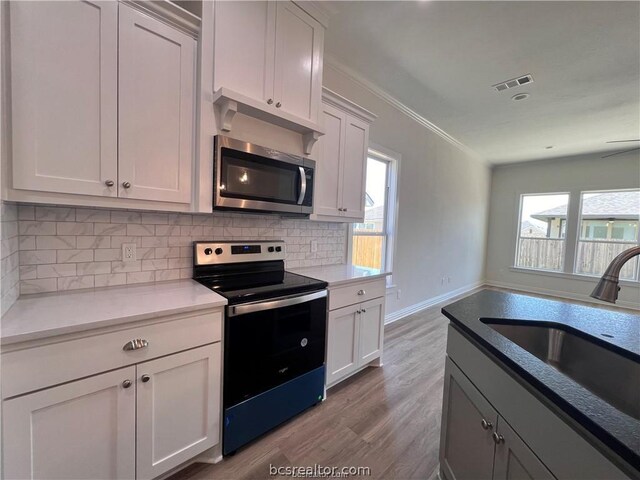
<box><xmin>590</xmin><ymin>245</ymin><xmax>640</xmax><ymax>303</ymax></box>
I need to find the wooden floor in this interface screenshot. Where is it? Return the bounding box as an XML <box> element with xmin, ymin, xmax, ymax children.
<box><xmin>170</xmin><ymin>306</ymin><xmax>450</xmax><ymax>480</ymax></box>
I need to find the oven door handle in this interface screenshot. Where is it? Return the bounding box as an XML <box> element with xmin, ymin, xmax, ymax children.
<box><xmin>297</xmin><ymin>166</ymin><xmax>306</xmax><ymax>205</ymax></box>
<box><xmin>228</xmin><ymin>290</ymin><xmax>327</xmax><ymax>317</ymax></box>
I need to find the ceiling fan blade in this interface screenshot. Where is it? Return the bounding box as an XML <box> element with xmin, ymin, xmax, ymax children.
<box><xmin>605</xmin><ymin>139</ymin><xmax>640</xmax><ymax>143</ymax></box>
<box><xmin>601</xmin><ymin>147</ymin><xmax>640</xmax><ymax>158</ymax></box>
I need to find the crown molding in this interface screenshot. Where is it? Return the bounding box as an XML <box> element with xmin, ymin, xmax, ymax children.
<box><xmin>322</xmin><ymin>87</ymin><xmax>377</xmax><ymax>124</ymax></box>
<box><xmin>324</xmin><ymin>54</ymin><xmax>484</xmax><ymax>163</ymax></box>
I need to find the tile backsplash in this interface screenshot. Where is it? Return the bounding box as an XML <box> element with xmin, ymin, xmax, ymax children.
<box><xmin>16</xmin><ymin>205</ymin><xmax>347</xmax><ymax>295</ymax></box>
<box><xmin>1</xmin><ymin>203</ymin><xmax>20</xmax><ymax>314</ymax></box>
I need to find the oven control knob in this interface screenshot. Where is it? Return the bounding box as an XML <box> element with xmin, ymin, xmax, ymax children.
<box><xmin>300</xmin><ymin>338</ymin><xmax>308</xmax><ymax>347</ymax></box>
<box><xmin>204</xmin><ymin>248</ymin><xmax>213</xmax><ymax>255</ymax></box>
<box><xmin>215</xmin><ymin>248</ymin><xmax>223</xmax><ymax>255</ymax></box>
<box><xmin>275</xmin><ymin>246</ymin><xmax>282</xmax><ymax>252</ymax></box>
<box><xmin>268</xmin><ymin>247</ymin><xmax>275</xmax><ymax>252</ymax></box>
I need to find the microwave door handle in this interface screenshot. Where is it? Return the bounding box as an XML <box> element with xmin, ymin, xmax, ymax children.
<box><xmin>297</xmin><ymin>166</ymin><xmax>306</xmax><ymax>205</ymax></box>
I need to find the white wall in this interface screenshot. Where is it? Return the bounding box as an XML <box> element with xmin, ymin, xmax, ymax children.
<box><xmin>486</xmin><ymin>151</ymin><xmax>640</xmax><ymax>309</ymax></box>
<box><xmin>323</xmin><ymin>63</ymin><xmax>492</xmax><ymax>318</ymax></box>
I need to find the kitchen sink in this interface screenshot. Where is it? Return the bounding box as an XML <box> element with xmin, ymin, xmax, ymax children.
<box><xmin>482</xmin><ymin>321</ymin><xmax>640</xmax><ymax>420</ymax></box>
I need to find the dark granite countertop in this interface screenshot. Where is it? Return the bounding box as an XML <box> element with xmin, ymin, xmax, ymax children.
<box><xmin>442</xmin><ymin>289</ymin><xmax>640</xmax><ymax>472</ymax></box>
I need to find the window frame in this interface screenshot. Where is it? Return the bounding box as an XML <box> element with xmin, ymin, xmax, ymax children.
<box><xmin>573</xmin><ymin>188</ymin><xmax>640</xmax><ymax>281</ymax></box>
<box><xmin>514</xmin><ymin>192</ymin><xmax>571</xmax><ymax>273</ymax></box>
<box><xmin>511</xmin><ymin>188</ymin><xmax>640</xmax><ymax>283</ymax></box>
<box><xmin>348</xmin><ymin>144</ymin><xmax>400</xmax><ymax>287</ymax></box>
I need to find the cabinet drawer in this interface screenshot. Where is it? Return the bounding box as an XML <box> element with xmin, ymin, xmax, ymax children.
<box><xmin>328</xmin><ymin>279</ymin><xmax>386</xmax><ymax>310</ymax></box>
<box><xmin>2</xmin><ymin>310</ymin><xmax>222</xmax><ymax>399</ymax></box>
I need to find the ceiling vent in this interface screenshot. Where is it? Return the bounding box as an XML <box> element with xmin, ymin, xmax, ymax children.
<box><xmin>493</xmin><ymin>74</ymin><xmax>534</xmax><ymax>92</ymax></box>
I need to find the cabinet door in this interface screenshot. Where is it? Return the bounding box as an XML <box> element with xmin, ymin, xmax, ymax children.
<box><xmin>273</xmin><ymin>1</ymin><xmax>323</xmax><ymax>122</ymax></box>
<box><xmin>326</xmin><ymin>304</ymin><xmax>360</xmax><ymax>386</ymax></box>
<box><xmin>358</xmin><ymin>297</ymin><xmax>385</xmax><ymax>365</ymax></box>
<box><xmin>10</xmin><ymin>0</ymin><xmax>118</xmax><ymax>196</ymax></box>
<box><xmin>440</xmin><ymin>357</ymin><xmax>497</xmax><ymax>480</ymax></box>
<box><xmin>118</xmin><ymin>4</ymin><xmax>195</xmax><ymax>203</ymax></box>
<box><xmin>314</xmin><ymin>103</ymin><xmax>346</xmax><ymax>217</ymax></box>
<box><xmin>493</xmin><ymin>418</ymin><xmax>556</xmax><ymax>480</ymax></box>
<box><xmin>136</xmin><ymin>344</ymin><xmax>221</xmax><ymax>480</ymax></box>
<box><xmin>213</xmin><ymin>1</ymin><xmax>276</xmax><ymax>103</ymax></box>
<box><xmin>340</xmin><ymin>114</ymin><xmax>369</xmax><ymax>221</ymax></box>
<box><xmin>2</xmin><ymin>367</ymin><xmax>136</xmax><ymax>480</ymax></box>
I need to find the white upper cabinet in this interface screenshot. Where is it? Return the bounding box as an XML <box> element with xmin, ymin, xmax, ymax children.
<box><xmin>213</xmin><ymin>1</ymin><xmax>276</xmax><ymax>103</ymax></box>
<box><xmin>7</xmin><ymin>1</ymin><xmax>197</xmax><ymax>209</ymax></box>
<box><xmin>212</xmin><ymin>1</ymin><xmax>325</xmax><ymax>137</ymax></box>
<box><xmin>10</xmin><ymin>1</ymin><xmax>118</xmax><ymax>197</ymax></box>
<box><xmin>313</xmin><ymin>89</ymin><xmax>376</xmax><ymax>222</ymax></box>
<box><xmin>118</xmin><ymin>4</ymin><xmax>195</xmax><ymax>204</ymax></box>
<box><xmin>272</xmin><ymin>1</ymin><xmax>323</xmax><ymax>122</ymax></box>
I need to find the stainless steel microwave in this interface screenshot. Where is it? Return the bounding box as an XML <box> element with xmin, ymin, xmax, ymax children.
<box><xmin>214</xmin><ymin>136</ymin><xmax>315</xmax><ymax>215</ymax></box>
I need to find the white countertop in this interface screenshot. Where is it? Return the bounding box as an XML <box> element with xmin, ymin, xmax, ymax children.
<box><xmin>291</xmin><ymin>264</ymin><xmax>391</xmax><ymax>286</ymax></box>
<box><xmin>1</xmin><ymin>280</ymin><xmax>227</xmax><ymax>346</ymax></box>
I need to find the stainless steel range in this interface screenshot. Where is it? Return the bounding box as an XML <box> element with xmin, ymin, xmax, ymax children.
<box><xmin>192</xmin><ymin>240</ymin><xmax>327</xmax><ymax>455</ymax></box>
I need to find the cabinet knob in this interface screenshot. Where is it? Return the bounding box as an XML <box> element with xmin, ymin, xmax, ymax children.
<box><xmin>267</xmin><ymin>98</ymin><xmax>274</xmax><ymax>105</ymax></box>
<box><xmin>123</xmin><ymin>339</ymin><xmax>149</xmax><ymax>351</ymax></box>
<box><xmin>122</xmin><ymin>181</ymin><xmax>131</xmax><ymax>189</ymax></box>
<box><xmin>275</xmin><ymin>102</ymin><xmax>281</xmax><ymax>108</ymax></box>
<box><xmin>343</xmin><ymin>208</ymin><xmax>347</xmax><ymax>212</ymax></box>
<box><xmin>492</xmin><ymin>432</ymin><xmax>505</xmax><ymax>444</ymax></box>
<box><xmin>141</xmin><ymin>374</ymin><xmax>151</xmax><ymax>383</ymax></box>
<box><xmin>357</xmin><ymin>309</ymin><xmax>361</xmax><ymax>314</ymax></box>
<box><xmin>357</xmin><ymin>289</ymin><xmax>366</xmax><ymax>296</ymax></box>
<box><xmin>105</xmin><ymin>179</ymin><xmax>114</xmax><ymax>187</ymax></box>
<box><xmin>481</xmin><ymin>419</ymin><xmax>493</xmax><ymax>430</ymax></box>
<box><xmin>122</xmin><ymin>379</ymin><xmax>132</xmax><ymax>389</ymax></box>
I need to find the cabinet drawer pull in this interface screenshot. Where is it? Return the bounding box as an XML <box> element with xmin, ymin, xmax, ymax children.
<box><xmin>275</xmin><ymin>102</ymin><xmax>281</xmax><ymax>108</ymax></box>
<box><xmin>141</xmin><ymin>374</ymin><xmax>151</xmax><ymax>383</ymax></box>
<box><xmin>122</xmin><ymin>379</ymin><xmax>132</xmax><ymax>389</ymax></box>
<box><xmin>492</xmin><ymin>432</ymin><xmax>504</xmax><ymax>444</ymax></box>
<box><xmin>104</xmin><ymin>179</ymin><xmax>114</xmax><ymax>187</ymax></box>
<box><xmin>267</xmin><ymin>98</ymin><xmax>274</xmax><ymax>105</ymax></box>
<box><xmin>361</xmin><ymin>308</ymin><xmax>366</xmax><ymax>313</ymax></box>
<box><xmin>122</xmin><ymin>181</ymin><xmax>131</xmax><ymax>189</ymax></box>
<box><xmin>357</xmin><ymin>289</ymin><xmax>366</xmax><ymax>296</ymax></box>
<box><xmin>481</xmin><ymin>419</ymin><xmax>493</xmax><ymax>430</ymax></box>
<box><xmin>123</xmin><ymin>339</ymin><xmax>149</xmax><ymax>351</ymax></box>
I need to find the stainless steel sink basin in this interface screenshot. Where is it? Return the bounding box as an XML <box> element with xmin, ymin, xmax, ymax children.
<box><xmin>483</xmin><ymin>321</ymin><xmax>640</xmax><ymax>420</ymax></box>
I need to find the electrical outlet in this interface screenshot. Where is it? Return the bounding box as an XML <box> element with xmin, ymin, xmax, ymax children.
<box><xmin>122</xmin><ymin>243</ymin><xmax>136</xmax><ymax>262</ymax></box>
<box><xmin>310</xmin><ymin>240</ymin><xmax>318</xmax><ymax>253</ymax></box>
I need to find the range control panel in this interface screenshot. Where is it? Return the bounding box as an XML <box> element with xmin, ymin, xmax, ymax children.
<box><xmin>194</xmin><ymin>241</ymin><xmax>286</xmax><ymax>265</ymax></box>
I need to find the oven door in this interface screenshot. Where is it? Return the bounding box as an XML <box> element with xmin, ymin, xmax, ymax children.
<box><xmin>214</xmin><ymin>136</ymin><xmax>314</xmax><ymax>214</ymax></box>
<box><xmin>223</xmin><ymin>290</ymin><xmax>327</xmax><ymax>408</ymax></box>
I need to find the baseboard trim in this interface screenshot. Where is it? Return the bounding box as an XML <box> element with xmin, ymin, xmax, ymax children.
<box><xmin>485</xmin><ymin>280</ymin><xmax>640</xmax><ymax>311</ymax></box>
<box><xmin>384</xmin><ymin>281</ymin><xmax>485</xmax><ymax>325</ymax></box>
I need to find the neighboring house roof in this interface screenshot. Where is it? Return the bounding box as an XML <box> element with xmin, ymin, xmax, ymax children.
<box><xmin>520</xmin><ymin>221</ymin><xmax>546</xmax><ymax>237</ymax></box>
<box><xmin>531</xmin><ymin>191</ymin><xmax>640</xmax><ymax>221</ymax></box>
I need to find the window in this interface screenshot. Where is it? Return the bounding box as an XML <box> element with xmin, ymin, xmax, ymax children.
<box><xmin>513</xmin><ymin>189</ymin><xmax>640</xmax><ymax>283</ymax></box>
<box><xmin>515</xmin><ymin>193</ymin><xmax>569</xmax><ymax>272</ymax></box>
<box><xmin>350</xmin><ymin>147</ymin><xmax>399</xmax><ymax>278</ymax></box>
<box><xmin>575</xmin><ymin>190</ymin><xmax>640</xmax><ymax>280</ymax></box>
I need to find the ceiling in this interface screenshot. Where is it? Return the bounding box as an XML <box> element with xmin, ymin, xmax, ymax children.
<box><xmin>323</xmin><ymin>1</ymin><xmax>640</xmax><ymax>164</ymax></box>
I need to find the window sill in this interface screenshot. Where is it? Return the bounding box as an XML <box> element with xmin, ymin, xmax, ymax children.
<box><xmin>508</xmin><ymin>267</ymin><xmax>640</xmax><ymax>287</ymax></box>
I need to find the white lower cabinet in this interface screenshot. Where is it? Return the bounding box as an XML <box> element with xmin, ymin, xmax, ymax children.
<box><xmin>3</xmin><ymin>367</ymin><xmax>137</xmax><ymax>480</ymax></box>
<box><xmin>1</xmin><ymin>310</ymin><xmax>223</xmax><ymax>480</ymax></box>
<box><xmin>326</xmin><ymin>279</ymin><xmax>386</xmax><ymax>387</ymax></box>
<box><xmin>136</xmin><ymin>344</ymin><xmax>220</xmax><ymax>480</ymax></box>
